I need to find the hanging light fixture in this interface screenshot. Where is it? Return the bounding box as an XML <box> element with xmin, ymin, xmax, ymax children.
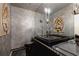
<box><xmin>44</xmin><ymin>7</ymin><xmax>51</xmax><ymax>36</ymax></box>
<box><xmin>44</xmin><ymin>8</ymin><xmax>51</xmax><ymax>22</ymax></box>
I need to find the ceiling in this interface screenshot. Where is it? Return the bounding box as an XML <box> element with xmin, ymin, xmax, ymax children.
<box><xmin>11</xmin><ymin>3</ymin><xmax>71</xmax><ymax>15</ymax></box>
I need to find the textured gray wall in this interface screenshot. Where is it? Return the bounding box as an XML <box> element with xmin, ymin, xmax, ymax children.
<box><xmin>0</xmin><ymin>34</ymin><xmax>11</xmax><ymax>56</ymax></box>
<box><xmin>11</xmin><ymin>6</ymin><xmax>47</xmax><ymax>49</ymax></box>
<box><xmin>50</xmin><ymin>4</ymin><xmax>74</xmax><ymax>36</ymax></box>
<box><xmin>0</xmin><ymin>4</ymin><xmax>11</xmax><ymax>56</ymax></box>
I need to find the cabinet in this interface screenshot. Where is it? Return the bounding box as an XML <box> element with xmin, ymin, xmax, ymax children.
<box><xmin>28</xmin><ymin>41</ymin><xmax>59</xmax><ymax>56</ymax></box>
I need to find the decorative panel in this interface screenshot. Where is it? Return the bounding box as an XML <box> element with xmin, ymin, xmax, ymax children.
<box><xmin>0</xmin><ymin>3</ymin><xmax>10</xmax><ymax>36</ymax></box>
<box><xmin>53</xmin><ymin>17</ymin><xmax>64</xmax><ymax>33</ymax></box>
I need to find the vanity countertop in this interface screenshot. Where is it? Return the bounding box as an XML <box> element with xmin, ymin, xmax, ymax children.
<box><xmin>33</xmin><ymin>38</ymin><xmax>79</xmax><ymax>56</ymax></box>
<box><xmin>52</xmin><ymin>39</ymin><xmax>79</xmax><ymax>56</ymax></box>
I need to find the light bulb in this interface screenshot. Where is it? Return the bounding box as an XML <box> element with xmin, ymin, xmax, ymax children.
<box><xmin>47</xmin><ymin>8</ymin><xmax>51</xmax><ymax>14</ymax></box>
<box><xmin>44</xmin><ymin>8</ymin><xmax>48</xmax><ymax>14</ymax></box>
<box><xmin>44</xmin><ymin>8</ymin><xmax>51</xmax><ymax>14</ymax></box>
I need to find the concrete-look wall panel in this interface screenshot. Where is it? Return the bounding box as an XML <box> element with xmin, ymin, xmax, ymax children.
<box><xmin>0</xmin><ymin>34</ymin><xmax>11</xmax><ymax>56</ymax></box>
<box><xmin>11</xmin><ymin>6</ymin><xmax>47</xmax><ymax>49</ymax></box>
<box><xmin>50</xmin><ymin>4</ymin><xmax>74</xmax><ymax>36</ymax></box>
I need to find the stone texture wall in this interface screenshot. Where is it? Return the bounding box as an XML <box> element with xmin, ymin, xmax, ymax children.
<box><xmin>11</xmin><ymin>6</ymin><xmax>47</xmax><ymax>49</ymax></box>
<box><xmin>50</xmin><ymin>4</ymin><xmax>74</xmax><ymax>36</ymax></box>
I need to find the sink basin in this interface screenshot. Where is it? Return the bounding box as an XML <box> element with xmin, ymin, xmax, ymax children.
<box><xmin>34</xmin><ymin>35</ymin><xmax>73</xmax><ymax>46</ymax></box>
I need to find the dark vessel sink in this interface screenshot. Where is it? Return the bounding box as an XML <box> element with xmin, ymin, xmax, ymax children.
<box><xmin>34</xmin><ymin>35</ymin><xmax>73</xmax><ymax>46</ymax></box>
